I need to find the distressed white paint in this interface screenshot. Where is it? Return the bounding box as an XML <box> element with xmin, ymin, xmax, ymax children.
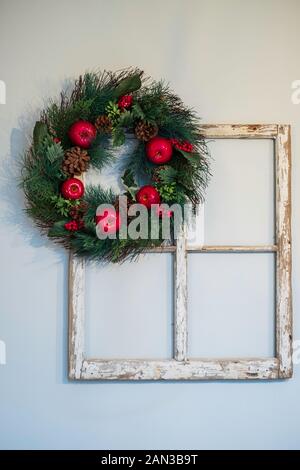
<box><xmin>187</xmin><ymin>245</ymin><xmax>277</xmax><ymax>253</ymax></box>
<box><xmin>200</xmin><ymin>123</ymin><xmax>278</xmax><ymax>139</ymax></box>
<box><xmin>68</xmin><ymin>124</ymin><xmax>292</xmax><ymax>381</ymax></box>
<box><xmin>275</xmin><ymin>125</ymin><xmax>293</xmax><ymax>378</ymax></box>
<box><xmin>140</xmin><ymin>244</ymin><xmax>277</xmax><ymax>253</ymax></box>
<box><xmin>68</xmin><ymin>255</ymin><xmax>85</xmax><ymax>379</ymax></box>
<box><xmin>174</xmin><ymin>224</ymin><xmax>187</xmax><ymax>361</ymax></box>
<box><xmin>81</xmin><ymin>358</ymin><xmax>279</xmax><ymax>380</ymax></box>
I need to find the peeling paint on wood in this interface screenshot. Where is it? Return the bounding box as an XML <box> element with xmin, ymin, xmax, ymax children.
<box><xmin>80</xmin><ymin>358</ymin><xmax>279</xmax><ymax>380</ymax></box>
<box><xmin>187</xmin><ymin>245</ymin><xmax>278</xmax><ymax>253</ymax></box>
<box><xmin>68</xmin><ymin>254</ymin><xmax>85</xmax><ymax>379</ymax></box>
<box><xmin>275</xmin><ymin>125</ymin><xmax>293</xmax><ymax>378</ymax></box>
<box><xmin>174</xmin><ymin>225</ymin><xmax>187</xmax><ymax>361</ymax></box>
<box><xmin>144</xmin><ymin>245</ymin><xmax>277</xmax><ymax>253</ymax></box>
<box><xmin>199</xmin><ymin>123</ymin><xmax>278</xmax><ymax>139</ymax></box>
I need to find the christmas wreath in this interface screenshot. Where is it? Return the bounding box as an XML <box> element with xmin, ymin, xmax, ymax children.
<box><xmin>22</xmin><ymin>69</ymin><xmax>210</xmax><ymax>263</ymax></box>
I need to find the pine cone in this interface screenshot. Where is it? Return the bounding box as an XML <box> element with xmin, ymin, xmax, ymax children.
<box><xmin>62</xmin><ymin>147</ymin><xmax>90</xmax><ymax>176</ymax></box>
<box><xmin>69</xmin><ymin>201</ymin><xmax>88</xmax><ymax>220</ymax></box>
<box><xmin>135</xmin><ymin>121</ymin><xmax>158</xmax><ymax>141</ymax></box>
<box><xmin>95</xmin><ymin>115</ymin><xmax>112</xmax><ymax>134</ymax></box>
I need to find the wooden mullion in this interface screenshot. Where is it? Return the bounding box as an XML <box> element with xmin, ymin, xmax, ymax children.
<box><xmin>174</xmin><ymin>225</ymin><xmax>188</xmax><ymax>361</ymax></box>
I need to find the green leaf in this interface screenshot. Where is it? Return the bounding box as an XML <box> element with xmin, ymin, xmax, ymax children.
<box><xmin>121</xmin><ymin>169</ymin><xmax>138</xmax><ymax>200</ymax></box>
<box><xmin>112</xmin><ymin>127</ymin><xmax>126</xmax><ymax>147</ymax></box>
<box><xmin>48</xmin><ymin>220</ymin><xmax>68</xmax><ymax>237</ymax></box>
<box><xmin>131</xmin><ymin>102</ymin><xmax>145</xmax><ymax>120</ymax></box>
<box><xmin>118</xmin><ymin>110</ymin><xmax>134</xmax><ymax>128</ymax></box>
<box><xmin>33</xmin><ymin>121</ymin><xmax>49</xmax><ymax>150</ymax></box>
<box><xmin>122</xmin><ymin>169</ymin><xmax>135</xmax><ymax>188</ymax></box>
<box><xmin>177</xmin><ymin>149</ymin><xmax>200</xmax><ymax>164</ymax></box>
<box><xmin>46</xmin><ymin>143</ymin><xmax>64</xmax><ymax>163</ymax></box>
<box><xmin>89</xmin><ymin>134</ymin><xmax>115</xmax><ymax>170</ymax></box>
<box><xmin>106</xmin><ymin>101</ymin><xmax>121</xmax><ymax>124</ymax></box>
<box><xmin>156</xmin><ymin>166</ymin><xmax>177</xmax><ymax>183</ymax></box>
<box><xmin>112</xmin><ymin>74</ymin><xmax>142</xmax><ymax>98</ymax></box>
<box><xmin>51</xmin><ymin>195</ymin><xmax>77</xmax><ymax>217</ymax></box>
<box><xmin>156</xmin><ymin>182</ymin><xmax>177</xmax><ymax>202</ymax></box>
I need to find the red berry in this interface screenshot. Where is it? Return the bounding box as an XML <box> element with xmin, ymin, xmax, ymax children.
<box><xmin>136</xmin><ymin>185</ymin><xmax>160</xmax><ymax>209</ymax></box>
<box><xmin>65</xmin><ymin>220</ymin><xmax>79</xmax><ymax>231</ymax></box>
<box><xmin>61</xmin><ymin>178</ymin><xmax>84</xmax><ymax>200</ymax></box>
<box><xmin>68</xmin><ymin>120</ymin><xmax>97</xmax><ymax>149</ymax></box>
<box><xmin>53</xmin><ymin>137</ymin><xmax>61</xmax><ymax>144</ymax></box>
<box><xmin>146</xmin><ymin>137</ymin><xmax>173</xmax><ymax>164</ymax></box>
<box><xmin>118</xmin><ymin>95</ymin><xmax>133</xmax><ymax>109</ymax></box>
<box><xmin>171</xmin><ymin>138</ymin><xmax>193</xmax><ymax>153</ymax></box>
<box><xmin>96</xmin><ymin>208</ymin><xmax>122</xmax><ymax>234</ymax></box>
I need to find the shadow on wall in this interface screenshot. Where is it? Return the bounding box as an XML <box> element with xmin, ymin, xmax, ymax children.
<box><xmin>0</xmin><ymin>88</ymin><xmax>70</xmax><ymax>384</ymax></box>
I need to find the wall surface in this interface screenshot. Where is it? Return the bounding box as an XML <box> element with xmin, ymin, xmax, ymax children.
<box><xmin>0</xmin><ymin>0</ymin><xmax>300</xmax><ymax>450</ymax></box>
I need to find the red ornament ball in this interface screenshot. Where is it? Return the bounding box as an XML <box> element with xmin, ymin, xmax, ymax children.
<box><xmin>118</xmin><ymin>95</ymin><xmax>133</xmax><ymax>110</ymax></box>
<box><xmin>68</xmin><ymin>120</ymin><xmax>96</xmax><ymax>149</ymax></box>
<box><xmin>96</xmin><ymin>208</ymin><xmax>122</xmax><ymax>234</ymax></box>
<box><xmin>61</xmin><ymin>178</ymin><xmax>84</xmax><ymax>200</ymax></box>
<box><xmin>146</xmin><ymin>137</ymin><xmax>173</xmax><ymax>164</ymax></box>
<box><xmin>136</xmin><ymin>185</ymin><xmax>161</xmax><ymax>209</ymax></box>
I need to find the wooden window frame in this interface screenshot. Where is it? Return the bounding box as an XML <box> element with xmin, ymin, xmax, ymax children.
<box><xmin>68</xmin><ymin>124</ymin><xmax>292</xmax><ymax>381</ymax></box>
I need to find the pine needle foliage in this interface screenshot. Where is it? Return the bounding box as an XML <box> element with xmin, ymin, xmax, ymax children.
<box><xmin>22</xmin><ymin>68</ymin><xmax>210</xmax><ymax>263</ymax></box>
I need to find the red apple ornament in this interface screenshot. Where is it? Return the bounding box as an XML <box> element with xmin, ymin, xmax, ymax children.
<box><xmin>96</xmin><ymin>208</ymin><xmax>122</xmax><ymax>234</ymax></box>
<box><xmin>146</xmin><ymin>136</ymin><xmax>173</xmax><ymax>164</ymax></box>
<box><xmin>136</xmin><ymin>185</ymin><xmax>161</xmax><ymax>209</ymax></box>
<box><xmin>68</xmin><ymin>120</ymin><xmax>96</xmax><ymax>149</ymax></box>
<box><xmin>61</xmin><ymin>178</ymin><xmax>84</xmax><ymax>200</ymax></box>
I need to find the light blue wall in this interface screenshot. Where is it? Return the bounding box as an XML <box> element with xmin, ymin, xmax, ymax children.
<box><xmin>0</xmin><ymin>0</ymin><xmax>300</xmax><ymax>450</ymax></box>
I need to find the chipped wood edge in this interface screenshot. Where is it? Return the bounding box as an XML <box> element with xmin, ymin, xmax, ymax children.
<box><xmin>68</xmin><ymin>253</ymin><xmax>85</xmax><ymax>379</ymax></box>
<box><xmin>199</xmin><ymin>124</ymin><xmax>278</xmax><ymax>139</ymax></box>
<box><xmin>188</xmin><ymin>245</ymin><xmax>277</xmax><ymax>253</ymax></box>
<box><xmin>80</xmin><ymin>358</ymin><xmax>279</xmax><ymax>381</ymax></box>
<box><xmin>144</xmin><ymin>245</ymin><xmax>277</xmax><ymax>253</ymax></box>
<box><xmin>275</xmin><ymin>125</ymin><xmax>293</xmax><ymax>378</ymax></box>
<box><xmin>174</xmin><ymin>225</ymin><xmax>188</xmax><ymax>361</ymax></box>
